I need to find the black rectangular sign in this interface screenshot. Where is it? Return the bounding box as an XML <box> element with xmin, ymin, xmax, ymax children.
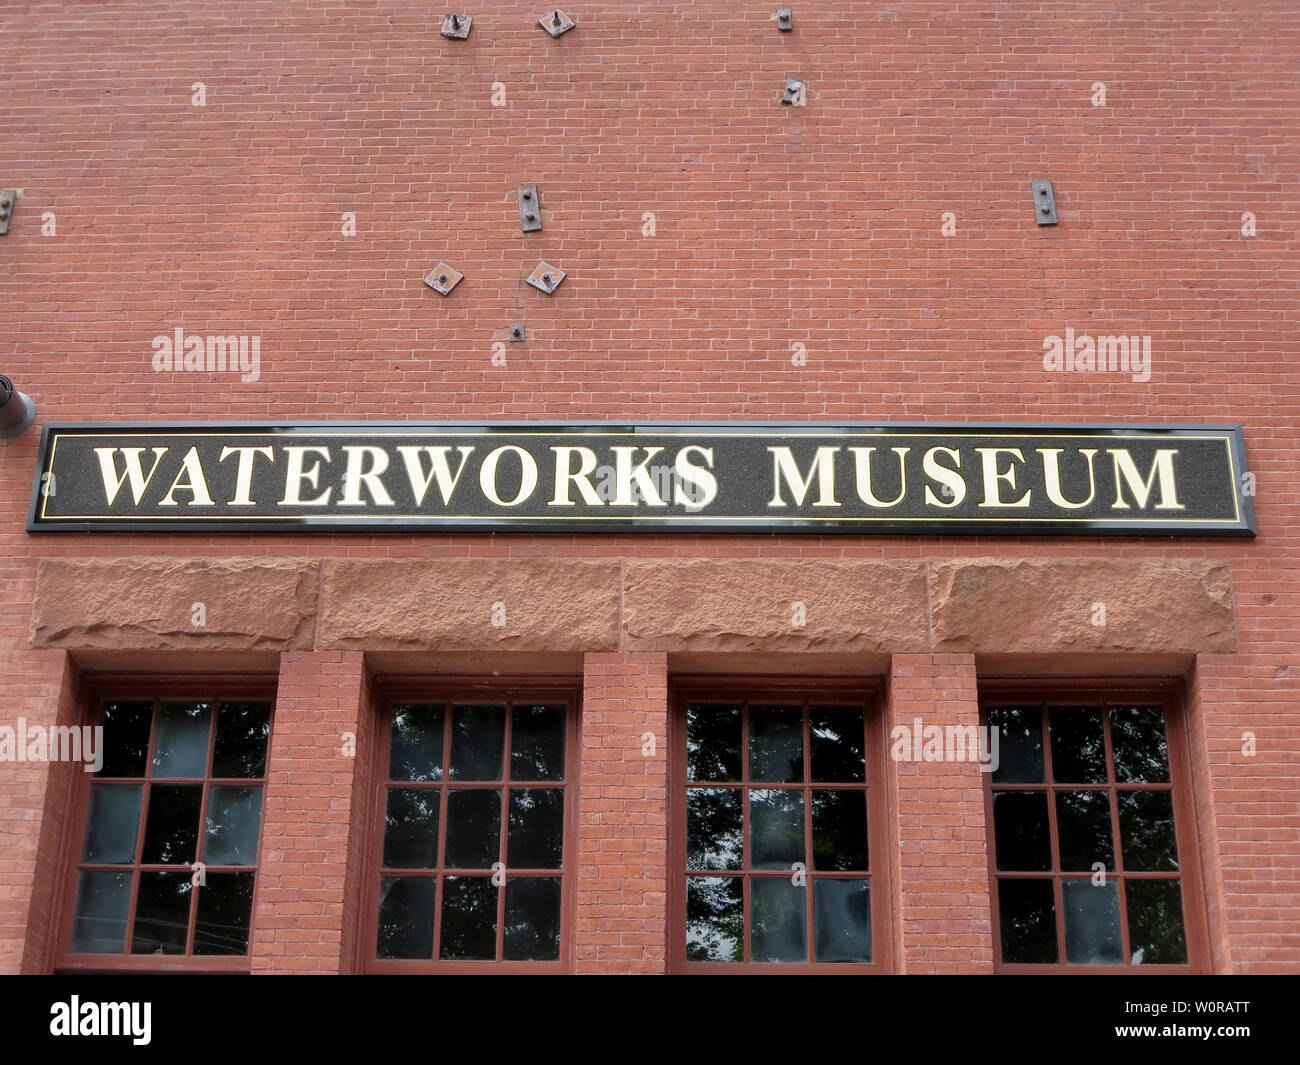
<box><xmin>27</xmin><ymin>423</ymin><xmax>1254</xmax><ymax>535</ymax></box>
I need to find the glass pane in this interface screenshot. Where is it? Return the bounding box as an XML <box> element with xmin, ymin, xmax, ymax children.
<box><xmin>211</xmin><ymin>702</ymin><xmax>271</xmax><ymax>778</ymax></box>
<box><xmin>1127</xmin><ymin>879</ymin><xmax>1188</xmax><ymax>964</ymax></box>
<box><xmin>813</xmin><ymin>878</ymin><xmax>871</xmax><ymax>962</ymax></box>
<box><xmin>750</xmin><ymin>789</ymin><xmax>805</xmax><ymax>870</ymax></box>
<box><xmin>70</xmin><ymin>870</ymin><xmax>132</xmax><ymax>953</ymax></box>
<box><xmin>507</xmin><ymin>788</ymin><xmax>564</xmax><ymax>869</ymax></box>
<box><xmin>751</xmin><ymin>877</ymin><xmax>807</xmax><ymax>962</ymax></box>
<box><xmin>440</xmin><ymin>876</ymin><xmax>497</xmax><ymax>959</ymax></box>
<box><xmin>997</xmin><ymin>878</ymin><xmax>1057</xmax><ymax>963</ymax></box>
<box><xmin>152</xmin><ymin>702</ymin><xmax>212</xmax><ymax>778</ymax></box>
<box><xmin>141</xmin><ymin>784</ymin><xmax>203</xmax><ymax>864</ymax></box>
<box><xmin>377</xmin><ymin>875</ymin><xmax>436</xmax><ymax>959</ymax></box>
<box><xmin>685</xmin><ymin>877</ymin><xmax>743</xmax><ymax>962</ymax></box>
<box><xmin>810</xmin><ymin>705</ymin><xmax>865</xmax><ymax>783</ymax></box>
<box><xmin>193</xmin><ymin>871</ymin><xmax>254</xmax><ymax>955</ymax></box>
<box><xmin>992</xmin><ymin>791</ymin><xmax>1051</xmax><ymax>871</ymax></box>
<box><xmin>812</xmin><ymin>790</ymin><xmax>869</xmax><ymax>871</ymax></box>
<box><xmin>204</xmin><ymin>785</ymin><xmax>263</xmax><ymax>866</ymax></box>
<box><xmin>97</xmin><ymin>702</ymin><xmax>153</xmax><ymax>777</ymax></box>
<box><xmin>686</xmin><ymin>788</ymin><xmax>742</xmax><ymax>870</ymax></box>
<box><xmin>383</xmin><ymin>788</ymin><xmax>441</xmax><ymax>869</ymax></box>
<box><xmin>389</xmin><ymin>704</ymin><xmax>445</xmax><ymax>782</ymax></box>
<box><xmin>1055</xmin><ymin>789</ymin><xmax>1114</xmax><ymax>871</ymax></box>
<box><xmin>130</xmin><ymin>871</ymin><xmax>192</xmax><ymax>954</ymax></box>
<box><xmin>749</xmin><ymin>705</ymin><xmax>804</xmax><ymax>783</ymax></box>
<box><xmin>1110</xmin><ymin>705</ymin><xmax>1170</xmax><ymax>784</ymax></box>
<box><xmin>448</xmin><ymin>705</ymin><xmax>505</xmax><ymax>781</ymax></box>
<box><xmin>503</xmin><ymin>877</ymin><xmax>562</xmax><ymax>961</ymax></box>
<box><xmin>1118</xmin><ymin>790</ymin><xmax>1179</xmax><ymax>871</ymax></box>
<box><xmin>510</xmin><ymin>704</ymin><xmax>565</xmax><ymax>781</ymax></box>
<box><xmin>1048</xmin><ymin>706</ymin><xmax>1107</xmax><ymax>783</ymax></box>
<box><xmin>686</xmin><ymin>704</ymin><xmax>742</xmax><ymax>782</ymax></box>
<box><xmin>444</xmin><ymin>789</ymin><xmax>501</xmax><ymax>868</ymax></box>
<box><xmin>988</xmin><ymin>706</ymin><xmax>1044</xmax><ymax>784</ymax></box>
<box><xmin>83</xmin><ymin>782</ymin><xmax>143</xmax><ymax>864</ymax></box>
<box><xmin>1062</xmin><ymin>879</ymin><xmax>1122</xmax><ymax>964</ymax></box>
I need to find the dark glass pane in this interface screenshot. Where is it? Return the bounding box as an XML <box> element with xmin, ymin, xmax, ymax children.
<box><xmin>1118</xmin><ymin>790</ymin><xmax>1179</xmax><ymax>871</ymax></box>
<box><xmin>510</xmin><ymin>704</ymin><xmax>565</xmax><ymax>781</ymax></box>
<box><xmin>193</xmin><ymin>872</ymin><xmax>254</xmax><ymax>955</ymax></box>
<box><xmin>810</xmin><ymin>705</ymin><xmax>865</xmax><ymax>783</ymax></box>
<box><xmin>152</xmin><ymin>702</ymin><xmax>212</xmax><ymax>778</ymax></box>
<box><xmin>997</xmin><ymin>878</ymin><xmax>1057</xmax><ymax>963</ymax></box>
<box><xmin>992</xmin><ymin>791</ymin><xmax>1051</xmax><ymax>871</ymax></box>
<box><xmin>383</xmin><ymin>788</ymin><xmax>440</xmax><ymax>869</ymax></box>
<box><xmin>813</xmin><ymin>878</ymin><xmax>871</xmax><ymax>962</ymax></box>
<box><xmin>389</xmin><ymin>704</ymin><xmax>445</xmax><ymax>782</ymax></box>
<box><xmin>749</xmin><ymin>705</ymin><xmax>804</xmax><ymax>783</ymax></box>
<box><xmin>507</xmin><ymin>788</ymin><xmax>564</xmax><ymax>869</ymax></box>
<box><xmin>97</xmin><ymin>702</ymin><xmax>153</xmax><ymax>777</ymax></box>
<box><xmin>1056</xmin><ymin>789</ymin><xmax>1114</xmax><ymax>871</ymax></box>
<box><xmin>503</xmin><ymin>877</ymin><xmax>562</xmax><ymax>961</ymax></box>
<box><xmin>211</xmin><ymin>702</ymin><xmax>271</xmax><ymax>778</ymax></box>
<box><xmin>687</xmin><ymin>788</ymin><xmax>742</xmax><ymax>870</ymax></box>
<box><xmin>686</xmin><ymin>876</ymin><xmax>744</xmax><ymax>962</ymax></box>
<box><xmin>377</xmin><ymin>875</ymin><xmax>436</xmax><ymax>959</ymax></box>
<box><xmin>812</xmin><ymin>790</ymin><xmax>869</xmax><ymax>871</ymax></box>
<box><xmin>83</xmin><ymin>782</ymin><xmax>142</xmax><ymax>864</ymax></box>
<box><xmin>686</xmin><ymin>704</ymin><xmax>742</xmax><ymax>782</ymax></box>
<box><xmin>70</xmin><ymin>870</ymin><xmax>132</xmax><ymax>953</ymax></box>
<box><xmin>444</xmin><ymin>789</ymin><xmax>501</xmax><ymax>868</ymax></box>
<box><xmin>1127</xmin><ymin>879</ymin><xmax>1188</xmax><ymax>964</ymax></box>
<box><xmin>1048</xmin><ymin>706</ymin><xmax>1107</xmax><ymax>783</ymax></box>
<box><xmin>988</xmin><ymin>705</ymin><xmax>1044</xmax><ymax>784</ymax></box>
<box><xmin>204</xmin><ymin>785</ymin><xmax>263</xmax><ymax>866</ymax></box>
<box><xmin>1110</xmin><ymin>705</ymin><xmax>1170</xmax><ymax>784</ymax></box>
<box><xmin>448</xmin><ymin>705</ymin><xmax>506</xmax><ymax>781</ymax></box>
<box><xmin>751</xmin><ymin>877</ymin><xmax>806</xmax><ymax>962</ymax></box>
<box><xmin>130</xmin><ymin>871</ymin><xmax>192</xmax><ymax>954</ymax></box>
<box><xmin>440</xmin><ymin>876</ymin><xmax>497</xmax><ymax>959</ymax></box>
<box><xmin>750</xmin><ymin>789</ymin><xmax>805</xmax><ymax>870</ymax></box>
<box><xmin>141</xmin><ymin>784</ymin><xmax>203</xmax><ymax>864</ymax></box>
<box><xmin>1062</xmin><ymin>879</ymin><xmax>1122</xmax><ymax>964</ymax></box>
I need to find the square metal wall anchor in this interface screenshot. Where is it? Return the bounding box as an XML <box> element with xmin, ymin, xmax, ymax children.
<box><xmin>517</xmin><ymin>184</ymin><xmax>542</xmax><ymax>232</ymax></box>
<box><xmin>781</xmin><ymin>79</ymin><xmax>805</xmax><ymax>105</ymax></box>
<box><xmin>441</xmin><ymin>14</ymin><xmax>472</xmax><ymax>39</ymax></box>
<box><xmin>507</xmin><ymin>323</ymin><xmax>526</xmax><ymax>341</ymax></box>
<box><xmin>423</xmin><ymin>262</ymin><xmax>464</xmax><ymax>295</ymax></box>
<box><xmin>539</xmin><ymin>9</ymin><xmax>575</xmax><ymax>36</ymax></box>
<box><xmin>526</xmin><ymin>261</ymin><xmax>565</xmax><ymax>294</ymax></box>
<box><xmin>0</xmin><ymin>190</ymin><xmax>15</xmax><ymax>235</ymax></box>
<box><xmin>776</xmin><ymin>8</ymin><xmax>794</xmax><ymax>31</ymax></box>
<box><xmin>1032</xmin><ymin>178</ymin><xmax>1058</xmax><ymax>226</ymax></box>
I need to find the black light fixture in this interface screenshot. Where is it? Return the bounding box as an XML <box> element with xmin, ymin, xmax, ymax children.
<box><xmin>0</xmin><ymin>375</ymin><xmax>35</xmax><ymax>437</ymax></box>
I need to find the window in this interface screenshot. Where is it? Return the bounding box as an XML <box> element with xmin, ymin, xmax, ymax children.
<box><xmin>57</xmin><ymin>679</ymin><xmax>275</xmax><ymax>972</ymax></box>
<box><xmin>670</xmin><ymin>679</ymin><xmax>889</xmax><ymax>972</ymax></box>
<box><xmin>982</xmin><ymin>684</ymin><xmax>1206</xmax><ymax>972</ymax></box>
<box><xmin>364</xmin><ymin>679</ymin><xmax>579</xmax><ymax>971</ymax></box>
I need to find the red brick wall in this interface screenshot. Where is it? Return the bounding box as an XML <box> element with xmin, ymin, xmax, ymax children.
<box><xmin>1</xmin><ymin>2</ymin><xmax>1297</xmax><ymax>972</ymax></box>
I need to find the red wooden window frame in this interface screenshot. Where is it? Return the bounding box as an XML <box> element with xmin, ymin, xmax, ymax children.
<box><xmin>668</xmin><ymin>676</ymin><xmax>893</xmax><ymax>974</ymax></box>
<box><xmin>359</xmin><ymin>675</ymin><xmax>581</xmax><ymax>973</ymax></box>
<box><xmin>981</xmin><ymin>679</ymin><xmax>1210</xmax><ymax>974</ymax></box>
<box><xmin>52</xmin><ymin>673</ymin><xmax>278</xmax><ymax>974</ymax></box>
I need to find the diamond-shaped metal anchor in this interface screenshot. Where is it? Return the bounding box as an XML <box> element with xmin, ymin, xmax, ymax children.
<box><xmin>539</xmin><ymin>9</ymin><xmax>575</xmax><ymax>36</ymax></box>
<box><xmin>526</xmin><ymin>261</ymin><xmax>565</xmax><ymax>294</ymax></box>
<box><xmin>423</xmin><ymin>263</ymin><xmax>464</xmax><ymax>295</ymax></box>
<box><xmin>508</xmin><ymin>324</ymin><xmax>526</xmax><ymax>341</ymax></box>
<box><xmin>441</xmin><ymin>14</ymin><xmax>472</xmax><ymax>39</ymax></box>
<box><xmin>782</xmin><ymin>79</ymin><xmax>805</xmax><ymax>105</ymax></box>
